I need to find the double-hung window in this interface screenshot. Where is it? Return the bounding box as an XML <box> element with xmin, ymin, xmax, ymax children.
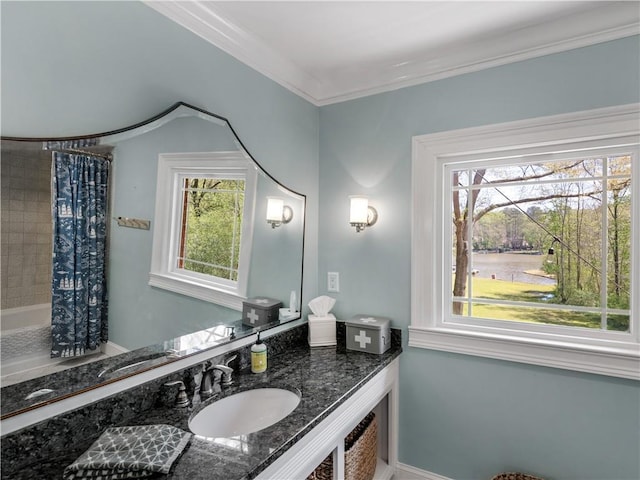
<box><xmin>410</xmin><ymin>104</ymin><xmax>640</xmax><ymax>379</ymax></box>
<box><xmin>149</xmin><ymin>152</ymin><xmax>256</xmax><ymax>310</ymax></box>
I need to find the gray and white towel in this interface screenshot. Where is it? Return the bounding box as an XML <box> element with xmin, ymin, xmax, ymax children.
<box><xmin>63</xmin><ymin>424</ymin><xmax>191</xmax><ymax>479</ymax></box>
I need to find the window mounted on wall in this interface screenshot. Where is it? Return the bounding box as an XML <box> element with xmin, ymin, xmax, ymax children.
<box><xmin>410</xmin><ymin>104</ymin><xmax>640</xmax><ymax>380</ymax></box>
<box><xmin>149</xmin><ymin>152</ymin><xmax>257</xmax><ymax>310</ymax></box>
<box><xmin>448</xmin><ymin>155</ymin><xmax>632</xmax><ymax>333</ymax></box>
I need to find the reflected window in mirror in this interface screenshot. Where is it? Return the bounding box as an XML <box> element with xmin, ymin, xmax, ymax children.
<box><xmin>180</xmin><ymin>177</ymin><xmax>244</xmax><ymax>280</ymax></box>
<box><xmin>1</xmin><ymin>103</ymin><xmax>306</xmax><ymax>419</ymax></box>
<box><xmin>149</xmin><ymin>151</ymin><xmax>257</xmax><ymax>309</ymax></box>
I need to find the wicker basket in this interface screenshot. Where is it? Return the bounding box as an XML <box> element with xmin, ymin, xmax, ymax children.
<box><xmin>345</xmin><ymin>412</ymin><xmax>378</xmax><ymax>480</ymax></box>
<box><xmin>491</xmin><ymin>473</ymin><xmax>545</xmax><ymax>480</ymax></box>
<box><xmin>306</xmin><ymin>454</ymin><xmax>333</xmax><ymax>480</ymax></box>
<box><xmin>306</xmin><ymin>412</ymin><xmax>377</xmax><ymax>480</ymax></box>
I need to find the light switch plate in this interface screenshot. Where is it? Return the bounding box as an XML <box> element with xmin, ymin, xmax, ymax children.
<box><xmin>327</xmin><ymin>272</ymin><xmax>339</xmax><ymax>292</ymax></box>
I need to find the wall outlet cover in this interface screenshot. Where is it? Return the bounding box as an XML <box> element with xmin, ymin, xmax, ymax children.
<box><xmin>327</xmin><ymin>272</ymin><xmax>339</xmax><ymax>292</ymax></box>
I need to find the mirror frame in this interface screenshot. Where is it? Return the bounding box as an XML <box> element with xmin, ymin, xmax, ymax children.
<box><xmin>0</xmin><ymin>102</ymin><xmax>306</xmax><ymax>418</ymax></box>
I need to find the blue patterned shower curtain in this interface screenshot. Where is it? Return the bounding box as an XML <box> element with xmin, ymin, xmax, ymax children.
<box><xmin>51</xmin><ymin>152</ymin><xmax>109</xmax><ymax>358</ymax></box>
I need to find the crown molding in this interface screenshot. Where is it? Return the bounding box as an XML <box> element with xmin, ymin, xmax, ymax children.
<box><xmin>317</xmin><ymin>21</ymin><xmax>640</xmax><ymax>106</ymax></box>
<box><xmin>145</xmin><ymin>1</ymin><xmax>639</xmax><ymax>106</ymax></box>
<box><xmin>144</xmin><ymin>0</ymin><xmax>324</xmax><ymax>104</ymax></box>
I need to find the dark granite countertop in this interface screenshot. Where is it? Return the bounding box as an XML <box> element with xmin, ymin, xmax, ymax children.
<box><xmin>5</xmin><ymin>340</ymin><xmax>401</xmax><ymax>480</ymax></box>
<box><xmin>1</xmin><ymin>318</ymin><xmax>264</xmax><ymax>417</ymax></box>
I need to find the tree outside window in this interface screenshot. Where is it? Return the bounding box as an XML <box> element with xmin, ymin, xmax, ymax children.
<box><xmin>179</xmin><ymin>177</ymin><xmax>245</xmax><ymax>281</ymax></box>
<box><xmin>450</xmin><ymin>156</ymin><xmax>631</xmax><ymax>331</ymax></box>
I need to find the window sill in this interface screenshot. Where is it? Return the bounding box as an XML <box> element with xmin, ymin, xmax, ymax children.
<box><xmin>148</xmin><ymin>272</ymin><xmax>244</xmax><ymax>311</ymax></box>
<box><xmin>408</xmin><ymin>326</ymin><xmax>640</xmax><ymax>380</ymax></box>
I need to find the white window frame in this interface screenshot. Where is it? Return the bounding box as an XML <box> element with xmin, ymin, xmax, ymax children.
<box><xmin>410</xmin><ymin>104</ymin><xmax>640</xmax><ymax>380</ymax></box>
<box><xmin>149</xmin><ymin>151</ymin><xmax>257</xmax><ymax>310</ymax></box>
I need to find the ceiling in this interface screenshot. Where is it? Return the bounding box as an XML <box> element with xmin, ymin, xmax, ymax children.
<box><xmin>146</xmin><ymin>1</ymin><xmax>640</xmax><ymax>106</ymax></box>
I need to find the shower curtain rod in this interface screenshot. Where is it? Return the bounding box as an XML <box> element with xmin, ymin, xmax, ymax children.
<box><xmin>48</xmin><ymin>147</ymin><xmax>113</xmax><ymax>161</ymax></box>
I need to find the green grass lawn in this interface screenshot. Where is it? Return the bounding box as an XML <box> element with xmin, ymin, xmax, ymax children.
<box><xmin>464</xmin><ymin>278</ymin><xmax>628</xmax><ymax>331</ymax></box>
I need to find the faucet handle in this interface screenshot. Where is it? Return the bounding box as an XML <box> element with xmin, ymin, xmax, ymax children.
<box><xmin>163</xmin><ymin>380</ymin><xmax>189</xmax><ymax>408</ymax></box>
<box><xmin>213</xmin><ymin>355</ymin><xmax>236</xmax><ymax>386</ymax></box>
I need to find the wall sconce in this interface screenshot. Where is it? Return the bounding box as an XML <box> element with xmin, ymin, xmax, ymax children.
<box><xmin>349</xmin><ymin>195</ymin><xmax>378</xmax><ymax>233</ymax></box>
<box><xmin>266</xmin><ymin>197</ymin><xmax>293</xmax><ymax>228</ymax></box>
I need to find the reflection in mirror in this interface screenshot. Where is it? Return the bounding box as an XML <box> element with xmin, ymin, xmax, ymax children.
<box><xmin>0</xmin><ymin>103</ymin><xmax>305</xmax><ymax>418</ymax></box>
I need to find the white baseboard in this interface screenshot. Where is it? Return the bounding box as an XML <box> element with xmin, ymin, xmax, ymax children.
<box><xmin>395</xmin><ymin>463</ymin><xmax>453</xmax><ymax>480</ymax></box>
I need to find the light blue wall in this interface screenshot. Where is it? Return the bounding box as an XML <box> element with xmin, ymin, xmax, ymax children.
<box><xmin>0</xmin><ymin>1</ymin><xmax>319</xmax><ymax>343</ymax></box>
<box><xmin>3</xmin><ymin>1</ymin><xmax>639</xmax><ymax>478</ymax></box>
<box><xmin>318</xmin><ymin>37</ymin><xmax>640</xmax><ymax>479</ymax></box>
<box><xmin>108</xmin><ymin>117</ymin><xmax>242</xmax><ymax>347</ymax></box>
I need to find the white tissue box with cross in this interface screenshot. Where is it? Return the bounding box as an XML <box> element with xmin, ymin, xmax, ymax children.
<box><xmin>345</xmin><ymin>314</ymin><xmax>391</xmax><ymax>354</ymax></box>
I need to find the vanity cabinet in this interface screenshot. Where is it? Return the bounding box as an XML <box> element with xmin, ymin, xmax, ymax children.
<box><xmin>257</xmin><ymin>357</ymin><xmax>399</xmax><ymax>480</ymax></box>
<box><xmin>0</xmin><ymin>323</ymin><xmax>401</xmax><ymax>480</ymax></box>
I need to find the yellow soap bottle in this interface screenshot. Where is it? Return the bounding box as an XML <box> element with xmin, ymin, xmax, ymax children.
<box><xmin>251</xmin><ymin>331</ymin><xmax>267</xmax><ymax>373</ymax></box>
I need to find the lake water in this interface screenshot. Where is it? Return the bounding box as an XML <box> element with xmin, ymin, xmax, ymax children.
<box><xmin>465</xmin><ymin>252</ymin><xmax>556</xmax><ymax>286</ymax></box>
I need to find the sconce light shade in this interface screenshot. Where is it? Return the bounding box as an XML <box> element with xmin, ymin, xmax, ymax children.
<box><xmin>266</xmin><ymin>197</ymin><xmax>284</xmax><ymax>222</ymax></box>
<box><xmin>266</xmin><ymin>197</ymin><xmax>293</xmax><ymax>228</ymax></box>
<box><xmin>349</xmin><ymin>195</ymin><xmax>378</xmax><ymax>233</ymax></box>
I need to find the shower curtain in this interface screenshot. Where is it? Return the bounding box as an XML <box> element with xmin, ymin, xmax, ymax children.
<box><xmin>51</xmin><ymin>151</ymin><xmax>109</xmax><ymax>358</ymax></box>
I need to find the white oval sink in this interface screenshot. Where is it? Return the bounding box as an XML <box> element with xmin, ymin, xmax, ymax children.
<box><xmin>189</xmin><ymin>388</ymin><xmax>300</xmax><ymax>438</ymax></box>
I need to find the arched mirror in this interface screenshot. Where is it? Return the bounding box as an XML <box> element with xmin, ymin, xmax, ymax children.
<box><xmin>0</xmin><ymin>103</ymin><xmax>305</xmax><ymax>417</ymax></box>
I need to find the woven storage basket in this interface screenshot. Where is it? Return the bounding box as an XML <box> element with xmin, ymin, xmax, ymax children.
<box><xmin>345</xmin><ymin>411</ymin><xmax>377</xmax><ymax>480</ymax></box>
<box><xmin>306</xmin><ymin>412</ymin><xmax>377</xmax><ymax>480</ymax></box>
<box><xmin>306</xmin><ymin>454</ymin><xmax>333</xmax><ymax>480</ymax></box>
<box><xmin>491</xmin><ymin>473</ymin><xmax>544</xmax><ymax>480</ymax></box>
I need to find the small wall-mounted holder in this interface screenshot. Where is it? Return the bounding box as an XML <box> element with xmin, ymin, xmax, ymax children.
<box><xmin>266</xmin><ymin>197</ymin><xmax>293</xmax><ymax>228</ymax></box>
<box><xmin>225</xmin><ymin>325</ymin><xmax>236</xmax><ymax>339</ymax></box>
<box><xmin>114</xmin><ymin>217</ymin><xmax>151</xmax><ymax>230</ymax></box>
<box><xmin>349</xmin><ymin>195</ymin><xmax>378</xmax><ymax>233</ymax></box>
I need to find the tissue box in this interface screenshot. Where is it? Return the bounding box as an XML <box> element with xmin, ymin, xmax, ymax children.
<box><xmin>308</xmin><ymin>314</ymin><xmax>337</xmax><ymax>347</ymax></box>
<box><xmin>279</xmin><ymin>308</ymin><xmax>299</xmax><ymax>321</ymax></box>
<box><xmin>345</xmin><ymin>314</ymin><xmax>391</xmax><ymax>354</ymax></box>
<box><xmin>242</xmin><ymin>297</ymin><xmax>282</xmax><ymax>327</ymax></box>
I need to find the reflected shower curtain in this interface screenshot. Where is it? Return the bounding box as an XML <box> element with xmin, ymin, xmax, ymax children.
<box><xmin>51</xmin><ymin>152</ymin><xmax>109</xmax><ymax>358</ymax></box>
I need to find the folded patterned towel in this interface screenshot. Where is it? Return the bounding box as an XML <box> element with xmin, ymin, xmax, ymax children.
<box><xmin>63</xmin><ymin>424</ymin><xmax>192</xmax><ymax>480</ymax></box>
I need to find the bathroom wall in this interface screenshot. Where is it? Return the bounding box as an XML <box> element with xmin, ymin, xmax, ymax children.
<box><xmin>0</xmin><ymin>147</ymin><xmax>51</xmax><ymax>310</ymax></box>
<box><xmin>318</xmin><ymin>36</ymin><xmax>640</xmax><ymax>479</ymax></box>
<box><xmin>0</xmin><ymin>1</ymin><xmax>319</xmax><ymax>343</ymax></box>
<box><xmin>3</xmin><ymin>2</ymin><xmax>639</xmax><ymax>479</ymax></box>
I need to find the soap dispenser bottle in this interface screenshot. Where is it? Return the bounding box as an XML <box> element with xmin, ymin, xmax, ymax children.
<box><xmin>251</xmin><ymin>331</ymin><xmax>267</xmax><ymax>373</ymax></box>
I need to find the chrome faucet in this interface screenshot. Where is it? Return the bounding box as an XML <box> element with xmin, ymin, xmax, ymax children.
<box><xmin>201</xmin><ymin>354</ymin><xmax>237</xmax><ymax>394</ymax></box>
<box><xmin>200</xmin><ymin>362</ymin><xmax>216</xmax><ymax>395</ymax></box>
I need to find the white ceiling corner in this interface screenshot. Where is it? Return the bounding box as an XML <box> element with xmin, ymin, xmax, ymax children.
<box><xmin>145</xmin><ymin>1</ymin><xmax>640</xmax><ymax>106</ymax></box>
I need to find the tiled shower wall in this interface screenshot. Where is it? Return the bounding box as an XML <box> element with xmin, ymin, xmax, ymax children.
<box><xmin>1</xmin><ymin>147</ymin><xmax>52</xmax><ymax>309</ymax></box>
